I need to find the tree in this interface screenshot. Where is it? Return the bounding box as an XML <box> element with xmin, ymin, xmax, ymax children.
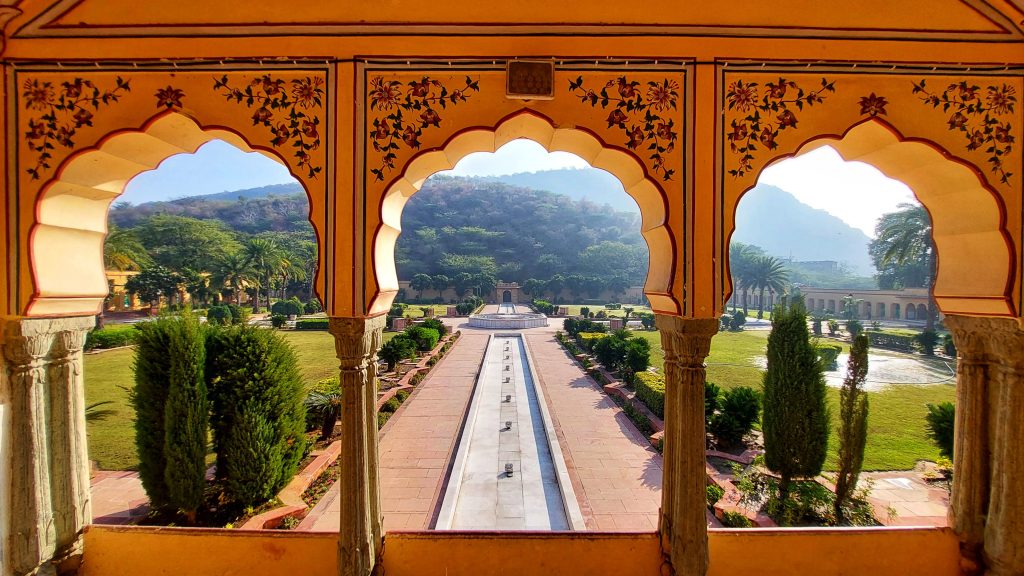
<box><xmin>132</xmin><ymin>317</ymin><xmax>175</xmax><ymax>510</ymax></box>
<box><xmin>925</xmin><ymin>402</ymin><xmax>955</xmax><ymax>458</ymax></box>
<box><xmin>762</xmin><ymin>297</ymin><xmax>830</xmax><ymax>503</ymax></box>
<box><xmin>244</xmin><ymin>237</ymin><xmax>282</xmax><ymax>312</ymax></box>
<box><xmin>104</xmin><ymin>226</ymin><xmax>151</xmax><ymax>271</ymax></box>
<box><xmin>729</xmin><ymin>242</ymin><xmax>763</xmax><ymax>313</ymax></box>
<box><xmin>162</xmin><ymin>313</ymin><xmax>209</xmax><ymax>523</ymax></box>
<box><xmin>305</xmin><ymin>388</ymin><xmax>342</xmax><ymax>441</ymax></box>
<box><xmin>835</xmin><ymin>332</ymin><xmax>870</xmax><ymax>524</ymax></box>
<box><xmin>577</xmin><ymin>240</ymin><xmax>647</xmax><ymax>281</ymax></box>
<box><xmin>709</xmin><ymin>387</ymin><xmax>761</xmax><ymax>448</ymax></box>
<box><xmin>750</xmin><ymin>255</ymin><xmax>788</xmax><ymax>319</ymax></box>
<box><xmin>870</xmin><ymin>204</ymin><xmax>937</xmax><ymax>329</ymax></box>
<box><xmin>546</xmin><ymin>274</ymin><xmax>566</xmax><ymax>303</ymax></box>
<box><xmin>134</xmin><ymin>214</ymin><xmax>242</xmax><ymax>274</ymax></box>
<box><xmin>431</xmin><ymin>274</ymin><xmax>450</xmax><ymax>293</ymax></box>
<box><xmin>522</xmin><ymin>278</ymin><xmax>546</xmax><ymax>298</ymax></box>
<box><xmin>379</xmin><ymin>335</ymin><xmax>417</xmax><ymax>372</ymax></box>
<box><xmin>214</xmin><ymin>253</ymin><xmax>255</xmax><ymax>306</ymax></box>
<box><xmin>125</xmin><ymin>265</ymin><xmax>181</xmax><ymax>306</ymax></box>
<box><xmin>411</xmin><ymin>273</ymin><xmax>433</xmax><ymax>297</ymax></box>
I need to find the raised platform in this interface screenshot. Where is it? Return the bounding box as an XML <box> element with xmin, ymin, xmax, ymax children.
<box><xmin>468</xmin><ymin>304</ymin><xmax>549</xmax><ymax>329</ymax></box>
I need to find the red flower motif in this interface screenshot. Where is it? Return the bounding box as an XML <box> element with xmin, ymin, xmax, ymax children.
<box><xmin>646</xmin><ymin>80</ymin><xmax>679</xmax><ymax>112</ymax></box>
<box><xmin>369</xmin><ymin>77</ymin><xmax>401</xmax><ymax>111</ymax></box>
<box><xmin>727</xmin><ymin>81</ymin><xmax>757</xmax><ymax>113</ymax></box>
<box><xmin>154</xmin><ymin>86</ymin><xmax>185</xmax><ymax>109</ymax></box>
<box><xmin>372</xmin><ymin>122</ymin><xmax>390</xmax><ymax>141</ymax></box>
<box><xmin>55</xmin><ymin>127</ymin><xmax>74</xmax><ymax>147</ymax></box>
<box><xmin>759</xmin><ymin>128</ymin><xmax>777</xmax><ymax>149</ymax></box>
<box><xmin>777</xmin><ymin>109</ymin><xmax>798</xmax><ymax>129</ymax></box>
<box><xmin>301</xmin><ymin>119</ymin><xmax>318</xmax><ymax>140</ymax></box>
<box><xmin>260</xmin><ymin>77</ymin><xmax>285</xmax><ymax>96</ymax></box>
<box><xmin>656</xmin><ymin>122</ymin><xmax>673</xmax><ymax>140</ymax></box>
<box><xmin>859</xmin><ymin>93</ymin><xmax>888</xmax><ymax>117</ymax></box>
<box><xmin>73</xmin><ymin>108</ymin><xmax>94</xmax><ymax>128</ymax></box>
<box><xmin>270</xmin><ymin>124</ymin><xmax>290</xmax><ymax>147</ymax></box>
<box><xmin>994</xmin><ymin>125</ymin><xmax>1014</xmax><ymax>144</ymax></box>
<box><xmin>948</xmin><ymin>112</ymin><xmax>968</xmax><ymax>130</ymax></box>
<box><xmin>616</xmin><ymin>78</ymin><xmax>639</xmax><ymax>99</ymax></box>
<box><xmin>25</xmin><ymin>119</ymin><xmax>46</xmax><ymax>140</ymax></box>
<box><xmin>291</xmin><ymin>77</ymin><xmax>324</xmax><ymax>110</ymax></box>
<box><xmin>409</xmin><ymin>80</ymin><xmax>431</xmax><ymax>97</ymax></box>
<box><xmin>966</xmin><ymin>130</ymin><xmax>986</xmax><ymax>151</ymax></box>
<box><xmin>251</xmin><ymin>107</ymin><xmax>273</xmax><ymax>124</ymax></box>
<box><xmin>606</xmin><ymin>109</ymin><xmax>628</xmax><ymax>128</ymax></box>
<box><xmin>729</xmin><ymin>121</ymin><xmax>748</xmax><ymax>142</ymax></box>
<box><xmin>402</xmin><ymin>126</ymin><xmax>420</xmax><ymax>148</ymax></box>
<box><xmin>986</xmin><ymin>85</ymin><xmax>1016</xmax><ymax>115</ymax></box>
<box><xmin>451</xmin><ymin>89</ymin><xmax>466</xmax><ymax>102</ymax></box>
<box><xmin>62</xmin><ymin>78</ymin><xmax>90</xmax><ymax>99</ymax></box>
<box><xmin>23</xmin><ymin>79</ymin><xmax>54</xmax><ymax>110</ymax></box>
<box><xmin>420</xmin><ymin>108</ymin><xmax>441</xmax><ymax>128</ymax></box>
<box><xmin>765</xmin><ymin>80</ymin><xmax>793</xmax><ymax>99</ymax></box>
<box><xmin>956</xmin><ymin>84</ymin><xmax>978</xmax><ymax>101</ymax></box>
<box><xmin>626</xmin><ymin>126</ymin><xmax>645</xmax><ymax>149</ymax></box>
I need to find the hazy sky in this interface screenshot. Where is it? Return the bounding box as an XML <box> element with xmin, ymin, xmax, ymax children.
<box><xmin>122</xmin><ymin>138</ymin><xmax>916</xmax><ymax>237</ymax></box>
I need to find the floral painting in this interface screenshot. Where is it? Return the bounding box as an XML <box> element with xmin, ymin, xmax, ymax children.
<box><xmin>22</xmin><ymin>76</ymin><xmax>131</xmax><ymax>180</ymax></box>
<box><xmin>368</xmin><ymin>75</ymin><xmax>480</xmax><ymax>182</ymax></box>
<box><xmin>913</xmin><ymin>80</ymin><xmax>1016</xmax><ymax>185</ymax></box>
<box><xmin>568</xmin><ymin>75</ymin><xmax>680</xmax><ymax>181</ymax></box>
<box><xmin>725</xmin><ymin>77</ymin><xmax>835</xmax><ymax>177</ymax></box>
<box><xmin>214</xmin><ymin>74</ymin><xmax>325</xmax><ymax>179</ymax></box>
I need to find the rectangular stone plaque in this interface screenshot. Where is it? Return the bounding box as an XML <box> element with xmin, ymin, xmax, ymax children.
<box><xmin>506</xmin><ymin>60</ymin><xmax>555</xmax><ymax>100</ymax></box>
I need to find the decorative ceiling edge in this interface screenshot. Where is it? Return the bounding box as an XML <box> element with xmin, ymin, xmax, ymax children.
<box><xmin>7</xmin><ymin>0</ymin><xmax>1023</xmax><ymax>43</ymax></box>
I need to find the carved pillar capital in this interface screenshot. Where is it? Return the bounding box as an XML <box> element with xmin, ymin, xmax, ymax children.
<box><xmin>328</xmin><ymin>315</ymin><xmax>386</xmax><ymax>371</ymax></box>
<box><xmin>655</xmin><ymin>315</ymin><xmax>718</xmax><ymax>368</ymax></box>
<box><xmin>946</xmin><ymin>315</ymin><xmax>1024</xmax><ymax>371</ymax></box>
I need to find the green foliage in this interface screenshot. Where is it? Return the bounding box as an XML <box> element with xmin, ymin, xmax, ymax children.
<box><xmin>303</xmin><ymin>299</ymin><xmax>323</xmax><ymax>314</ymax></box>
<box><xmin>730</xmin><ymin>310</ymin><xmax>747</xmax><ymax>331</ymax></box>
<box><xmin>379</xmin><ymin>335</ymin><xmax>417</xmax><ymax>371</ymax></box>
<box><xmin>563</xmin><ymin>317</ymin><xmax>607</xmax><ymax>338</ymax></box>
<box><xmin>811</xmin><ymin>317</ymin><xmax>823</xmax><ymax>336</ymax></box>
<box><xmin>720</xmin><ymin>511</ymin><xmax>753</xmax><ymax>528</ymax></box>
<box><xmin>706</xmin><ymin>484</ymin><xmax>725</xmax><ymax>506</ymax></box>
<box><xmin>705</xmin><ymin>382</ymin><xmax>723</xmax><ymax>422</ymax></box>
<box><xmin>638</xmin><ymin>312</ymin><xmax>656</xmax><ymax>330</ymax></box>
<box><xmin>709</xmin><ymin>386</ymin><xmax>761</xmax><ymax>448</ymax></box>
<box><xmin>762</xmin><ymin>297</ymin><xmax>830</xmax><ymax>500</ymax></box>
<box><xmin>305</xmin><ymin>379</ymin><xmax>342</xmax><ymax>441</ymax></box>
<box><xmin>580</xmin><ymin>306</ymin><xmax>591</xmax><ymax>318</ymax></box>
<box><xmin>814</xmin><ymin>343</ymin><xmax>842</xmax><ymax>371</ymax></box>
<box><xmin>132</xmin><ymin>317</ymin><xmax>175</xmax><ymax>509</ymax></box>
<box><xmin>532</xmin><ymin>299</ymin><xmax>556</xmax><ymax>315</ymax></box>
<box><xmin>634</xmin><ymin>372</ymin><xmax>665</xmax><ymax>419</ymax></box>
<box><xmin>925</xmin><ymin>402</ymin><xmax>955</xmax><ymax>458</ymax></box>
<box><xmin>206</xmin><ymin>325</ymin><xmax>307</xmax><ymax>507</ymax></box>
<box><xmin>270</xmin><ymin>314</ymin><xmax>287</xmax><ymax>328</ymax></box>
<box><xmin>916</xmin><ymin>329</ymin><xmax>939</xmax><ymax>356</ymax></box>
<box><xmin>864</xmin><ymin>330</ymin><xmax>917</xmax><ymax>352</ymax></box>
<box><xmin>846</xmin><ymin>319</ymin><xmax>864</xmax><ymax>338</ymax></box>
<box><xmin>162</xmin><ymin>313</ymin><xmax>209</xmax><ymax>519</ymax></box>
<box><xmin>943</xmin><ymin>334</ymin><xmax>956</xmax><ymax>357</ymax></box>
<box><xmin>420</xmin><ymin>317</ymin><xmax>448</xmax><ymax>338</ymax></box>
<box><xmin>227</xmin><ymin>304</ymin><xmax>248</xmax><ymax>325</ymax></box>
<box><xmin>271</xmin><ymin>297</ymin><xmax>303</xmax><ymax>317</ymax></box>
<box><xmin>134</xmin><ymin>214</ymin><xmax>242</xmax><ymax>274</ymax></box>
<box><xmin>125</xmin><ymin>265</ymin><xmax>181</xmax><ymax>305</ymax></box>
<box><xmin>206</xmin><ymin>305</ymin><xmax>232</xmax><ymax>326</ymax></box>
<box><xmin>85</xmin><ymin>325</ymin><xmax>138</xmax><ymax>350</ymax></box>
<box><xmin>405</xmin><ymin>326</ymin><xmax>440</xmax><ymax>352</ymax></box>
<box><xmin>295</xmin><ymin>319</ymin><xmax>329</xmax><ymax>330</ymax></box>
<box><xmin>835</xmin><ymin>333</ymin><xmax>870</xmax><ymax>523</ymax></box>
<box><xmin>827</xmin><ymin>319</ymin><xmax>839</xmax><ymax>336</ymax></box>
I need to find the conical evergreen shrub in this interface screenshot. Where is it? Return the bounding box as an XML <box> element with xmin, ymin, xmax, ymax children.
<box><xmin>132</xmin><ymin>317</ymin><xmax>174</xmax><ymax>509</ymax></box>
<box><xmin>835</xmin><ymin>332</ymin><xmax>869</xmax><ymax>523</ymax></box>
<box><xmin>762</xmin><ymin>296</ymin><xmax>830</xmax><ymax>502</ymax></box>
<box><xmin>206</xmin><ymin>324</ymin><xmax>307</xmax><ymax>507</ymax></box>
<box><xmin>162</xmin><ymin>313</ymin><xmax>209</xmax><ymax>521</ymax></box>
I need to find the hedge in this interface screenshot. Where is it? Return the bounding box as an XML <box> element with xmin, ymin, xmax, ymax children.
<box><xmin>85</xmin><ymin>325</ymin><xmax>138</xmax><ymax>350</ymax></box>
<box><xmin>814</xmin><ymin>343</ymin><xmax>842</xmax><ymax>370</ymax></box>
<box><xmin>634</xmin><ymin>371</ymin><xmax>666</xmax><ymax>419</ymax></box>
<box><xmin>865</xmin><ymin>330</ymin><xmax>916</xmax><ymax>352</ymax></box>
<box><xmin>296</xmin><ymin>318</ymin><xmax>330</xmax><ymax>330</ymax></box>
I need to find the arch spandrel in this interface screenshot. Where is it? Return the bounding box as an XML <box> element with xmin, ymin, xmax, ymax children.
<box><xmin>360</xmin><ymin>66</ymin><xmax>688</xmax><ymax>318</ymax></box>
<box><xmin>716</xmin><ymin>68</ymin><xmax>1022</xmax><ymax>319</ymax></box>
<box><xmin>16</xmin><ymin>68</ymin><xmax>330</xmax><ymax>317</ymax></box>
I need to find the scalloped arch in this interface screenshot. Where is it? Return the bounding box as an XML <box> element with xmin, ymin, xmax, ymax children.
<box><xmin>368</xmin><ymin>110</ymin><xmax>680</xmax><ymax>317</ymax></box>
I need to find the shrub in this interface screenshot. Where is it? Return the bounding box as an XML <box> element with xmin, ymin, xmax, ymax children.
<box><xmin>377</xmin><ymin>411</ymin><xmax>392</xmax><ymax>429</ymax></box>
<box><xmin>606</xmin><ymin>303</ymin><xmax>622</xmax><ymax>310</ymax></box>
<box><xmin>916</xmin><ymin>329</ymin><xmax>939</xmax><ymax>356</ymax></box>
<box><xmin>719</xmin><ymin>314</ymin><xmax>732</xmax><ymax>332</ymax></box>
<box><xmin>706</xmin><ymin>484</ymin><xmax>725</xmax><ymax>506</ymax></box>
<box><xmin>730</xmin><ymin>310</ymin><xmax>746</xmax><ymax>331</ymax></box>
<box><xmin>814</xmin><ymin>343</ymin><xmax>842</xmax><ymax>370</ymax></box>
<box><xmin>420</xmin><ymin>317</ymin><xmax>448</xmax><ymax>338</ymax></box>
<box><xmin>296</xmin><ymin>318</ymin><xmax>329</xmax><ymax>330</ymax></box>
<box><xmin>270</xmin><ymin>298</ymin><xmax>303</xmax><ymax>317</ymax></box>
<box><xmin>305</xmin><ymin>379</ymin><xmax>342</xmax><ymax>441</ymax></box>
<box><xmin>846</xmin><ymin>319</ymin><xmax>864</xmax><ymax>338</ymax></box>
<box><xmin>580</xmin><ymin>306</ymin><xmax>591</xmax><ymax>318</ymax></box>
<box><xmin>720</xmin><ymin>511</ymin><xmax>753</xmax><ymax>528</ymax></box>
<box><xmin>705</xmin><ymin>382</ymin><xmax>722</xmax><ymax>422</ymax></box>
<box><xmin>304</xmin><ymin>299</ymin><xmax>323</xmax><ymax>314</ymax></box>
<box><xmin>595</xmin><ymin>310</ymin><xmax>607</xmax><ymax>319</ymax></box>
<box><xmin>162</xmin><ymin>313</ymin><xmax>209</xmax><ymax>521</ymax></box>
<box><xmin>709</xmin><ymin>386</ymin><xmax>761</xmax><ymax>448</ymax></box>
<box><xmin>380</xmin><ymin>335</ymin><xmax>417</xmax><ymax>371</ymax></box>
<box><xmin>925</xmin><ymin>402</ymin><xmax>955</xmax><ymax>458</ymax></box>
<box><xmin>827</xmin><ymin>320</ymin><xmax>839</xmax><ymax>336</ymax></box>
<box><xmin>85</xmin><ymin>325</ymin><xmax>138</xmax><ymax>350</ymax></box>
<box><xmin>864</xmin><ymin>331</ymin><xmax>916</xmax><ymax>352</ymax></box>
<box><xmin>943</xmin><ymin>334</ymin><xmax>956</xmax><ymax>357</ymax></box>
<box><xmin>206</xmin><ymin>305</ymin><xmax>232</xmax><ymax>326</ymax></box>
<box><xmin>835</xmin><ymin>332</ymin><xmax>870</xmax><ymax>524</ymax></box>
<box><xmin>380</xmin><ymin>396</ymin><xmax>401</xmax><ymax>413</ymax></box>
<box><xmin>638</xmin><ymin>313</ymin><xmax>656</xmax><ymax>330</ymax></box>
<box><xmin>132</xmin><ymin>317</ymin><xmax>176</xmax><ymax>510</ymax></box>
<box><xmin>227</xmin><ymin>304</ymin><xmax>248</xmax><ymax>325</ymax></box>
<box><xmin>305</xmin><ymin>377</ymin><xmax>340</xmax><ymax>432</ymax></box>
<box><xmin>811</xmin><ymin>317</ymin><xmax>823</xmax><ymax>336</ymax></box>
<box><xmin>564</xmin><ymin>318</ymin><xmax>607</xmax><ymax>338</ymax></box>
<box><xmin>405</xmin><ymin>326</ymin><xmax>440</xmax><ymax>352</ymax></box>
<box><xmin>532</xmin><ymin>299</ymin><xmax>555</xmax><ymax>315</ymax></box>
<box><xmin>270</xmin><ymin>314</ymin><xmax>287</xmax><ymax>328</ymax></box>
<box><xmin>634</xmin><ymin>372</ymin><xmax>666</xmax><ymax>419</ymax></box>
<box><xmin>206</xmin><ymin>325</ymin><xmax>307</xmax><ymax>507</ymax></box>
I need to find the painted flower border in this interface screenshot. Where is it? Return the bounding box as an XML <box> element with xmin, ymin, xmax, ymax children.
<box><xmin>568</xmin><ymin>75</ymin><xmax>680</xmax><ymax>181</ymax></box>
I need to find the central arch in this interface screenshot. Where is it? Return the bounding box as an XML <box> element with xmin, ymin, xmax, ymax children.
<box><xmin>368</xmin><ymin>109</ymin><xmax>680</xmax><ymax>317</ymax></box>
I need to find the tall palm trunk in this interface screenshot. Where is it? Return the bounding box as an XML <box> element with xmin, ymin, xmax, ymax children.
<box><xmin>926</xmin><ymin>250</ymin><xmax>937</xmax><ymax>331</ymax></box>
<box><xmin>757</xmin><ymin>287</ymin><xmax>766</xmax><ymax>319</ymax></box>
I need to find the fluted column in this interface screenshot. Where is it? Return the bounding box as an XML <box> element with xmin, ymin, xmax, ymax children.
<box><xmin>2</xmin><ymin>316</ymin><xmax>93</xmax><ymax>576</ymax></box>
<box><xmin>655</xmin><ymin>315</ymin><xmax>718</xmax><ymax>576</ymax></box>
<box><xmin>946</xmin><ymin>315</ymin><xmax>1024</xmax><ymax>576</ymax></box>
<box><xmin>329</xmin><ymin>316</ymin><xmax>385</xmax><ymax>576</ymax></box>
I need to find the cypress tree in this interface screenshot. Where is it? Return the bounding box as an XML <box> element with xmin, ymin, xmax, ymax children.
<box><xmin>762</xmin><ymin>296</ymin><xmax>830</xmax><ymax>503</ymax></box>
<box><xmin>162</xmin><ymin>312</ymin><xmax>209</xmax><ymax>523</ymax></box>
<box><xmin>207</xmin><ymin>325</ymin><xmax>306</xmax><ymax>507</ymax></box>
<box><xmin>132</xmin><ymin>318</ymin><xmax>173</xmax><ymax>509</ymax></box>
<box><xmin>835</xmin><ymin>332</ymin><xmax>870</xmax><ymax>524</ymax></box>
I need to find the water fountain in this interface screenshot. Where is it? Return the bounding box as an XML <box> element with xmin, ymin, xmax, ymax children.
<box><xmin>468</xmin><ymin>302</ymin><xmax>549</xmax><ymax>329</ymax></box>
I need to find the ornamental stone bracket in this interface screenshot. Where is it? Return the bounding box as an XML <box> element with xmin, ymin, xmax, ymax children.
<box><xmin>1</xmin><ymin>315</ymin><xmax>94</xmax><ymax>576</ymax></box>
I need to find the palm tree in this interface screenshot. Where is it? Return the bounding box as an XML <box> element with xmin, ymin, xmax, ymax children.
<box><xmin>872</xmin><ymin>203</ymin><xmax>937</xmax><ymax>330</ymax></box>
<box><xmin>729</xmin><ymin>242</ymin><xmax>761</xmax><ymax>315</ymax></box>
<box><xmin>104</xmin><ymin>226</ymin><xmax>151</xmax><ymax>271</ymax></box>
<box><xmin>244</xmin><ymin>237</ymin><xmax>281</xmax><ymax>313</ymax></box>
<box><xmin>215</xmin><ymin>253</ymin><xmax>255</xmax><ymax>306</ymax></box>
<box><xmin>750</xmin><ymin>255</ymin><xmax>788</xmax><ymax>319</ymax></box>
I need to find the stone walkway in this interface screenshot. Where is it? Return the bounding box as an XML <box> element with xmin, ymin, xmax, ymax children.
<box><xmin>90</xmin><ymin>471</ymin><xmax>148</xmax><ymax>525</ymax></box>
<box><xmin>301</xmin><ymin>332</ymin><xmax>490</xmax><ymax>532</ymax></box>
<box><xmin>862</xmin><ymin>469</ymin><xmax>949</xmax><ymax>527</ymax></box>
<box><xmin>524</xmin><ymin>332</ymin><xmax>663</xmax><ymax>531</ymax></box>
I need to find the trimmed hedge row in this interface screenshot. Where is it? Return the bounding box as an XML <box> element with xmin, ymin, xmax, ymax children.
<box><xmin>634</xmin><ymin>372</ymin><xmax>666</xmax><ymax>419</ymax></box>
<box><xmin>296</xmin><ymin>319</ymin><xmax>329</xmax><ymax>330</ymax></box>
<box><xmin>86</xmin><ymin>325</ymin><xmax>139</xmax><ymax>350</ymax></box>
<box><xmin>865</xmin><ymin>330</ymin><xmax>916</xmax><ymax>352</ymax></box>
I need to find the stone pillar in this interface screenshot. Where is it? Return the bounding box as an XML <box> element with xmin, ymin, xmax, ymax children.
<box><xmin>1</xmin><ymin>316</ymin><xmax>93</xmax><ymax>576</ymax></box>
<box><xmin>655</xmin><ymin>315</ymin><xmax>717</xmax><ymax>576</ymax></box>
<box><xmin>946</xmin><ymin>315</ymin><xmax>1024</xmax><ymax>576</ymax></box>
<box><xmin>329</xmin><ymin>316</ymin><xmax>386</xmax><ymax>576</ymax></box>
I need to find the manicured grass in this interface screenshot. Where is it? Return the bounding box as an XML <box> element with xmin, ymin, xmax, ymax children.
<box><xmin>563</xmin><ymin>304</ymin><xmax>652</xmax><ymax>318</ymax></box>
<box><xmin>84</xmin><ymin>329</ymin><xmax>397</xmax><ymax>471</ymax></box>
<box><xmin>401</xmin><ymin>304</ymin><xmax>451</xmax><ymax>318</ymax></box>
<box><xmin>628</xmin><ymin>328</ymin><xmax>954</xmax><ymax>471</ymax></box>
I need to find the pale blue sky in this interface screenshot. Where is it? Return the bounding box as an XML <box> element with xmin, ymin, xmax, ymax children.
<box><xmin>121</xmin><ymin>138</ymin><xmax>914</xmax><ymax>237</ymax></box>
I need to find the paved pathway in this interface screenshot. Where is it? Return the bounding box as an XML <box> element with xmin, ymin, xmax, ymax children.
<box><xmin>90</xmin><ymin>471</ymin><xmax>148</xmax><ymax>525</ymax></box>
<box><xmin>862</xmin><ymin>469</ymin><xmax>949</xmax><ymax>527</ymax></box>
<box><xmin>524</xmin><ymin>332</ymin><xmax>664</xmax><ymax>531</ymax></box>
<box><xmin>302</xmin><ymin>332</ymin><xmax>489</xmax><ymax>531</ymax></box>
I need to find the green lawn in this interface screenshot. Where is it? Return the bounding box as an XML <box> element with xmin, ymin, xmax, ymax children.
<box><xmin>563</xmin><ymin>304</ymin><xmax>652</xmax><ymax>318</ymax></box>
<box><xmin>628</xmin><ymin>328</ymin><xmax>954</xmax><ymax>471</ymax></box>
<box><xmin>401</xmin><ymin>304</ymin><xmax>451</xmax><ymax>318</ymax></box>
<box><xmin>84</xmin><ymin>329</ymin><xmax>396</xmax><ymax>471</ymax></box>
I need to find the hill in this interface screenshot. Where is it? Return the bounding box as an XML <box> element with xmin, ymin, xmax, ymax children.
<box><xmin>482</xmin><ymin>168</ymin><xmax>637</xmax><ymax>213</ymax></box>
